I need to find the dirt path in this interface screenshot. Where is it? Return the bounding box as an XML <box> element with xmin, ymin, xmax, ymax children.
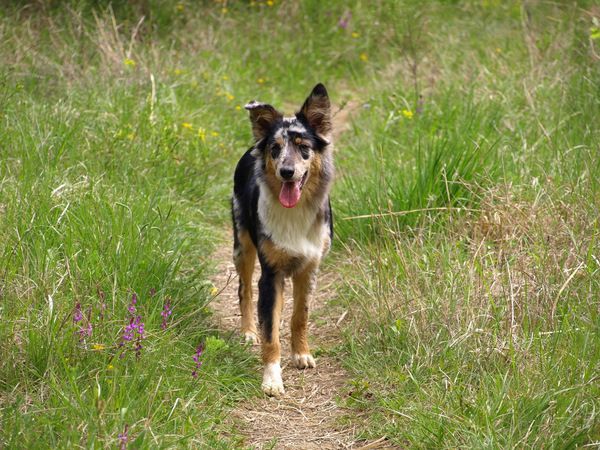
<box><xmin>210</xmin><ymin>235</ymin><xmax>363</xmax><ymax>449</ymax></box>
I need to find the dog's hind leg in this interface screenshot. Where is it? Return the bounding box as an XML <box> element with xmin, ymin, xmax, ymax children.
<box><xmin>290</xmin><ymin>263</ymin><xmax>317</xmax><ymax>369</ymax></box>
<box><xmin>258</xmin><ymin>266</ymin><xmax>285</xmax><ymax>396</ymax></box>
<box><xmin>233</xmin><ymin>229</ymin><xmax>259</xmax><ymax>344</ymax></box>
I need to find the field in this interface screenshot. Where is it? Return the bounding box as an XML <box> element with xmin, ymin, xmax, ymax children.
<box><xmin>1</xmin><ymin>1</ymin><xmax>599</xmax><ymax>448</ymax></box>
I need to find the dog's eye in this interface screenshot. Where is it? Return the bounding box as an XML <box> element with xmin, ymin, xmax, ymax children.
<box><xmin>299</xmin><ymin>145</ymin><xmax>310</xmax><ymax>160</ymax></box>
<box><xmin>270</xmin><ymin>144</ymin><xmax>281</xmax><ymax>159</ymax></box>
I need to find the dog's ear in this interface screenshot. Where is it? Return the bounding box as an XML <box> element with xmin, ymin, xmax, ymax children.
<box><xmin>245</xmin><ymin>101</ymin><xmax>283</xmax><ymax>142</ymax></box>
<box><xmin>298</xmin><ymin>83</ymin><xmax>332</xmax><ymax>139</ymax></box>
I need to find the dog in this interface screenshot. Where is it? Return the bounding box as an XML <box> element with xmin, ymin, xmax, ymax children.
<box><xmin>231</xmin><ymin>83</ymin><xmax>334</xmax><ymax>396</ymax></box>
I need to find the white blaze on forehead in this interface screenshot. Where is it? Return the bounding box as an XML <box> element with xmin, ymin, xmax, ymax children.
<box><xmin>288</xmin><ymin>123</ymin><xmax>307</xmax><ymax>134</ymax></box>
<box><xmin>272</xmin><ymin>127</ymin><xmax>288</xmax><ymax>159</ymax></box>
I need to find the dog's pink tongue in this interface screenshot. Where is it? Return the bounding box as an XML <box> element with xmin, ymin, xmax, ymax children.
<box><xmin>279</xmin><ymin>181</ymin><xmax>301</xmax><ymax>208</ymax></box>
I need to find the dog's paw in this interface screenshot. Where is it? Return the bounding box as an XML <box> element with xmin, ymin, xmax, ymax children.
<box><xmin>292</xmin><ymin>353</ymin><xmax>316</xmax><ymax>369</ymax></box>
<box><xmin>261</xmin><ymin>362</ymin><xmax>284</xmax><ymax>397</ymax></box>
<box><xmin>243</xmin><ymin>330</ymin><xmax>260</xmax><ymax>345</ymax></box>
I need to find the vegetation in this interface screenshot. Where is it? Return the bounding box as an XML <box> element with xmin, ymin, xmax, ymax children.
<box><xmin>1</xmin><ymin>0</ymin><xmax>598</xmax><ymax>447</ymax></box>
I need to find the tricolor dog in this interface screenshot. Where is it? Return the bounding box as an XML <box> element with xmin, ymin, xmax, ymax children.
<box><xmin>231</xmin><ymin>83</ymin><xmax>334</xmax><ymax>396</ymax></box>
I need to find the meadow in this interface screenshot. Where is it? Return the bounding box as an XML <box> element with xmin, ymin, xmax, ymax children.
<box><xmin>1</xmin><ymin>0</ymin><xmax>599</xmax><ymax>448</ymax></box>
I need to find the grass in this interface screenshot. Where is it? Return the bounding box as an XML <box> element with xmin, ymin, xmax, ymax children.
<box><xmin>331</xmin><ymin>1</ymin><xmax>600</xmax><ymax>447</ymax></box>
<box><xmin>1</xmin><ymin>0</ymin><xmax>599</xmax><ymax>448</ymax></box>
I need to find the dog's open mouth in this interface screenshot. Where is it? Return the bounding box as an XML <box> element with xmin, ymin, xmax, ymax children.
<box><xmin>279</xmin><ymin>172</ymin><xmax>308</xmax><ymax>208</ymax></box>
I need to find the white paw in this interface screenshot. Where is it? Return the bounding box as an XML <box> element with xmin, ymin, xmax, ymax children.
<box><xmin>243</xmin><ymin>330</ymin><xmax>260</xmax><ymax>345</ymax></box>
<box><xmin>292</xmin><ymin>353</ymin><xmax>316</xmax><ymax>369</ymax></box>
<box><xmin>261</xmin><ymin>362</ymin><xmax>284</xmax><ymax>397</ymax></box>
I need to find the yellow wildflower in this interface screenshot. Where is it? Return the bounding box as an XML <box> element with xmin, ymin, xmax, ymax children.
<box><xmin>107</xmin><ymin>364</ymin><xmax>114</xmax><ymax>370</ymax></box>
<box><xmin>182</xmin><ymin>122</ymin><xmax>193</xmax><ymax>130</ymax></box>
<box><xmin>210</xmin><ymin>287</ymin><xmax>219</xmax><ymax>296</ymax></box>
<box><xmin>221</xmin><ymin>7</ymin><xmax>228</xmax><ymax>14</ymax></box>
<box><xmin>174</xmin><ymin>68</ymin><xmax>183</xmax><ymax>75</ymax></box>
<box><xmin>211</xmin><ymin>131</ymin><xmax>219</xmax><ymax>137</ymax></box>
<box><xmin>351</xmin><ymin>32</ymin><xmax>360</xmax><ymax>38</ymax></box>
<box><xmin>92</xmin><ymin>344</ymin><xmax>105</xmax><ymax>351</ymax></box>
<box><xmin>124</xmin><ymin>58</ymin><xmax>136</xmax><ymax>68</ymax></box>
<box><xmin>126</xmin><ymin>133</ymin><xmax>135</xmax><ymax>140</ymax></box>
<box><xmin>176</xmin><ymin>3</ymin><xmax>184</xmax><ymax>11</ymax></box>
<box><xmin>359</xmin><ymin>53</ymin><xmax>368</xmax><ymax>62</ymax></box>
<box><xmin>257</xmin><ymin>77</ymin><xmax>265</xmax><ymax>84</ymax></box>
<box><xmin>226</xmin><ymin>93</ymin><xmax>235</xmax><ymax>101</ymax></box>
<box><xmin>266</xmin><ymin>0</ymin><xmax>274</xmax><ymax>6</ymax></box>
<box><xmin>235</xmin><ymin>105</ymin><xmax>242</xmax><ymax>111</ymax></box>
<box><xmin>198</xmin><ymin>128</ymin><xmax>206</xmax><ymax>142</ymax></box>
<box><xmin>222</xmin><ymin>75</ymin><xmax>229</xmax><ymax>80</ymax></box>
<box><xmin>401</xmin><ymin>109</ymin><xmax>414</xmax><ymax>119</ymax></box>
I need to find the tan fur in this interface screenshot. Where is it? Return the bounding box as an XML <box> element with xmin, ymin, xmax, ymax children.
<box><xmin>291</xmin><ymin>262</ymin><xmax>317</xmax><ymax>356</ymax></box>
<box><xmin>261</xmin><ymin>273</ymin><xmax>284</xmax><ymax>364</ymax></box>
<box><xmin>300</xmin><ymin>153</ymin><xmax>323</xmax><ymax>201</ymax></box>
<box><xmin>263</xmin><ymin>156</ymin><xmax>281</xmax><ymax>198</ymax></box>
<box><xmin>260</xmin><ymin>239</ymin><xmax>305</xmax><ymax>274</ymax></box>
<box><xmin>235</xmin><ymin>230</ymin><xmax>258</xmax><ymax>337</ymax></box>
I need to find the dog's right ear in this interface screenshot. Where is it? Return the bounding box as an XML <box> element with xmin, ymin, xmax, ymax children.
<box><xmin>245</xmin><ymin>101</ymin><xmax>283</xmax><ymax>143</ymax></box>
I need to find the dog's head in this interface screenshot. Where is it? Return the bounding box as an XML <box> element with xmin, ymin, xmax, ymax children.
<box><xmin>245</xmin><ymin>83</ymin><xmax>332</xmax><ymax>209</ymax></box>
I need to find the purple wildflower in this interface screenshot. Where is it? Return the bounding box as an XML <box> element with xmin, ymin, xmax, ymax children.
<box><xmin>120</xmin><ymin>315</ymin><xmax>145</xmax><ymax>357</ymax></box>
<box><xmin>118</xmin><ymin>424</ymin><xmax>128</xmax><ymax>450</ymax></box>
<box><xmin>338</xmin><ymin>10</ymin><xmax>352</xmax><ymax>29</ymax></box>
<box><xmin>73</xmin><ymin>302</ymin><xmax>83</xmax><ymax>323</ymax></box>
<box><xmin>77</xmin><ymin>322</ymin><xmax>93</xmax><ymax>341</ymax></box>
<box><xmin>119</xmin><ymin>294</ymin><xmax>145</xmax><ymax>358</ymax></box>
<box><xmin>160</xmin><ymin>299</ymin><xmax>173</xmax><ymax>330</ymax></box>
<box><xmin>128</xmin><ymin>293</ymin><xmax>137</xmax><ymax>314</ymax></box>
<box><xmin>192</xmin><ymin>344</ymin><xmax>204</xmax><ymax>378</ymax></box>
<box><xmin>73</xmin><ymin>303</ymin><xmax>93</xmax><ymax>343</ymax></box>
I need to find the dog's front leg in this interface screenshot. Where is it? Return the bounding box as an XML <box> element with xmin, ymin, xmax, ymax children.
<box><xmin>291</xmin><ymin>263</ymin><xmax>317</xmax><ymax>369</ymax></box>
<box><xmin>258</xmin><ymin>265</ymin><xmax>285</xmax><ymax>396</ymax></box>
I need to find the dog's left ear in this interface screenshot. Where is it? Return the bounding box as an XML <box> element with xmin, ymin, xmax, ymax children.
<box><xmin>299</xmin><ymin>83</ymin><xmax>332</xmax><ymax>139</ymax></box>
<box><xmin>245</xmin><ymin>101</ymin><xmax>283</xmax><ymax>142</ymax></box>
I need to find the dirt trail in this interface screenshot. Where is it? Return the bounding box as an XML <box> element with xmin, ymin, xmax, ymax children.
<box><xmin>210</xmin><ymin>237</ymin><xmax>364</xmax><ymax>449</ymax></box>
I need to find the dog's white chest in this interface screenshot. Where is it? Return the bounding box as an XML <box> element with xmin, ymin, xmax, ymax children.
<box><xmin>258</xmin><ymin>191</ymin><xmax>326</xmax><ymax>261</ymax></box>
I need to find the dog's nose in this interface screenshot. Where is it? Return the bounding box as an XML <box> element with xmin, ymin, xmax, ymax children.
<box><xmin>279</xmin><ymin>167</ymin><xmax>295</xmax><ymax>180</ymax></box>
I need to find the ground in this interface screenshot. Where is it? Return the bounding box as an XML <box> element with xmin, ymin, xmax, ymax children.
<box><xmin>211</xmin><ymin>234</ymin><xmax>367</xmax><ymax>449</ymax></box>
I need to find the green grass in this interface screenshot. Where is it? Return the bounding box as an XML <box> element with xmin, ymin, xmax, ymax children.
<box><xmin>330</xmin><ymin>1</ymin><xmax>600</xmax><ymax>447</ymax></box>
<box><xmin>1</xmin><ymin>0</ymin><xmax>599</xmax><ymax>448</ymax></box>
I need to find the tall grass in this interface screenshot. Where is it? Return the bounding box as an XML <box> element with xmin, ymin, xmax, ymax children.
<box><xmin>0</xmin><ymin>5</ymin><xmax>262</xmax><ymax>446</ymax></box>
<box><xmin>1</xmin><ymin>0</ymin><xmax>599</xmax><ymax>447</ymax></box>
<box><xmin>331</xmin><ymin>1</ymin><xmax>600</xmax><ymax>447</ymax></box>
